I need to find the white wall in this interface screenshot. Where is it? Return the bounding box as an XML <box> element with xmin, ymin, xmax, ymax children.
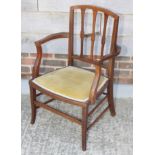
<box><xmin>21</xmin><ymin>0</ymin><xmax>133</xmax><ymax>56</ymax></box>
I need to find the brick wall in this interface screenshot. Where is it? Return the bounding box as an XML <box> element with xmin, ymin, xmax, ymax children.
<box><xmin>21</xmin><ymin>53</ymin><xmax>133</xmax><ymax>84</ymax></box>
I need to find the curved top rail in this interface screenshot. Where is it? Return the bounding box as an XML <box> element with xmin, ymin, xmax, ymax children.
<box><xmin>70</xmin><ymin>5</ymin><xmax>119</xmax><ymax>19</ymax></box>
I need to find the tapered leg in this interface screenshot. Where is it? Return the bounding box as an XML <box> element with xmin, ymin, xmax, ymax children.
<box><xmin>82</xmin><ymin>106</ymin><xmax>88</xmax><ymax>151</ymax></box>
<box><xmin>29</xmin><ymin>85</ymin><xmax>37</xmax><ymax>124</ymax></box>
<box><xmin>107</xmin><ymin>81</ymin><xmax>116</xmax><ymax>116</ymax></box>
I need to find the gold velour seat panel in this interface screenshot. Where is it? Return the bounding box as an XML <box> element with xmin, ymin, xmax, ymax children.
<box><xmin>33</xmin><ymin>66</ymin><xmax>108</xmax><ymax>102</ymax></box>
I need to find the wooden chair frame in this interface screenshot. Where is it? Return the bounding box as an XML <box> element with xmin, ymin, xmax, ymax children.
<box><xmin>29</xmin><ymin>5</ymin><xmax>121</xmax><ymax>151</ymax></box>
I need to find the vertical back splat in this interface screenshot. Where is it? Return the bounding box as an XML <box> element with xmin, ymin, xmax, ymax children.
<box><xmin>68</xmin><ymin>8</ymin><xmax>74</xmax><ymax>65</ymax></box>
<box><xmin>100</xmin><ymin>14</ymin><xmax>108</xmax><ymax>56</ymax></box>
<box><xmin>110</xmin><ymin>17</ymin><xmax>119</xmax><ymax>54</ymax></box>
<box><xmin>90</xmin><ymin>11</ymin><xmax>97</xmax><ymax>59</ymax></box>
<box><xmin>80</xmin><ymin>8</ymin><xmax>85</xmax><ymax>57</ymax></box>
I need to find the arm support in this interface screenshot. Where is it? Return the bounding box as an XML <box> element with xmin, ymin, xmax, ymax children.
<box><xmin>89</xmin><ymin>65</ymin><xmax>101</xmax><ymax>103</ymax></box>
<box><xmin>89</xmin><ymin>45</ymin><xmax>121</xmax><ymax>103</ymax></box>
<box><xmin>32</xmin><ymin>32</ymin><xmax>69</xmax><ymax>78</ymax></box>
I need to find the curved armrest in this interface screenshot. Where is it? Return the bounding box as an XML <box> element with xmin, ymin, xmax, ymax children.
<box><xmin>32</xmin><ymin>32</ymin><xmax>69</xmax><ymax>79</ymax></box>
<box><xmin>72</xmin><ymin>45</ymin><xmax>121</xmax><ymax>66</ymax></box>
<box><xmin>35</xmin><ymin>32</ymin><xmax>69</xmax><ymax>45</ymax></box>
<box><xmin>89</xmin><ymin>65</ymin><xmax>101</xmax><ymax>104</ymax></box>
<box><xmin>98</xmin><ymin>45</ymin><xmax>121</xmax><ymax>63</ymax></box>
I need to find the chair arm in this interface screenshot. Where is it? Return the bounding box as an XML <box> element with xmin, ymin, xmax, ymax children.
<box><xmin>89</xmin><ymin>65</ymin><xmax>101</xmax><ymax>104</ymax></box>
<box><xmin>71</xmin><ymin>45</ymin><xmax>121</xmax><ymax>66</ymax></box>
<box><xmin>35</xmin><ymin>32</ymin><xmax>69</xmax><ymax>45</ymax></box>
<box><xmin>98</xmin><ymin>45</ymin><xmax>121</xmax><ymax>63</ymax></box>
<box><xmin>32</xmin><ymin>32</ymin><xmax>69</xmax><ymax>79</ymax></box>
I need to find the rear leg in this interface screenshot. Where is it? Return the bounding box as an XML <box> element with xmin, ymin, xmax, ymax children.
<box><xmin>107</xmin><ymin>81</ymin><xmax>116</xmax><ymax>116</ymax></box>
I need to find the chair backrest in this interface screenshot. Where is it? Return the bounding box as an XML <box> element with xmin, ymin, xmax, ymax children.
<box><xmin>68</xmin><ymin>5</ymin><xmax>119</xmax><ymax>66</ymax></box>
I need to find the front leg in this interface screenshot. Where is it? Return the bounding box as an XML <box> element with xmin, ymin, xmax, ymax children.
<box><xmin>81</xmin><ymin>105</ymin><xmax>88</xmax><ymax>151</ymax></box>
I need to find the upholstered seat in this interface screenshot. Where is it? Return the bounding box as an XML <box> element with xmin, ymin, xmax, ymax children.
<box><xmin>33</xmin><ymin>66</ymin><xmax>108</xmax><ymax>102</ymax></box>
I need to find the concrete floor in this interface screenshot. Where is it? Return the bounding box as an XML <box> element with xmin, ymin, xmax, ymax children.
<box><xmin>21</xmin><ymin>95</ymin><xmax>133</xmax><ymax>155</ymax></box>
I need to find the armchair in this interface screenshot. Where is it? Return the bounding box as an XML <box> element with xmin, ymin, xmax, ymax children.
<box><xmin>29</xmin><ymin>5</ymin><xmax>120</xmax><ymax>151</ymax></box>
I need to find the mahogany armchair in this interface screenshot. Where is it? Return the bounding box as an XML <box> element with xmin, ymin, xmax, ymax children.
<box><xmin>29</xmin><ymin>5</ymin><xmax>121</xmax><ymax>151</ymax></box>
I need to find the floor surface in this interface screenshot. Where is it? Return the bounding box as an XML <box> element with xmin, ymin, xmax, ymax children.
<box><xmin>21</xmin><ymin>95</ymin><xmax>133</xmax><ymax>155</ymax></box>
